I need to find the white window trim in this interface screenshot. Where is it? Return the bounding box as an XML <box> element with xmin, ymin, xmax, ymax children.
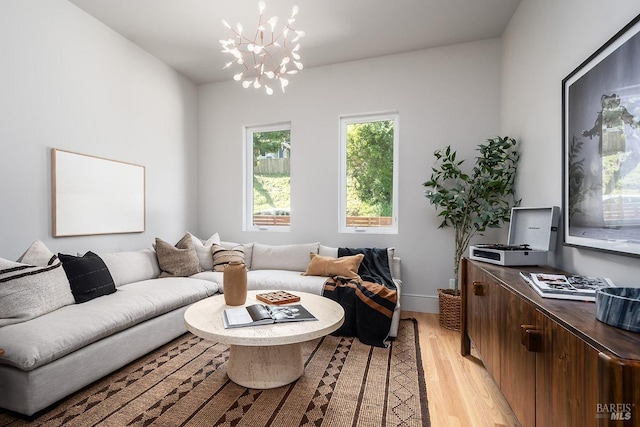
<box><xmin>339</xmin><ymin>112</ymin><xmax>399</xmax><ymax>234</ymax></box>
<box><xmin>243</xmin><ymin>122</ymin><xmax>291</xmax><ymax>232</ymax></box>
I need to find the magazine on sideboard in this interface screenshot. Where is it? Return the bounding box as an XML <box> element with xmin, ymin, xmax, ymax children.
<box><xmin>222</xmin><ymin>304</ymin><xmax>318</xmax><ymax>329</ymax></box>
<box><xmin>519</xmin><ymin>272</ymin><xmax>615</xmax><ymax>302</ymax></box>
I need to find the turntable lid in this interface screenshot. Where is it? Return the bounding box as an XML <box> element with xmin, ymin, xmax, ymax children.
<box><xmin>507</xmin><ymin>207</ymin><xmax>560</xmax><ymax>251</ymax></box>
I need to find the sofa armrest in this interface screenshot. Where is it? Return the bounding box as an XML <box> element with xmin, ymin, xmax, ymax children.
<box><xmin>390</xmin><ymin>256</ymin><xmax>401</xmax><ymax>281</ymax></box>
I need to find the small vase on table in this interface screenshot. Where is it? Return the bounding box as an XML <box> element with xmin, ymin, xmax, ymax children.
<box><xmin>223</xmin><ymin>261</ymin><xmax>248</xmax><ymax>305</ymax></box>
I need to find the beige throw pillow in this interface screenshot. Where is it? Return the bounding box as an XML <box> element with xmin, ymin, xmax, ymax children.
<box><xmin>212</xmin><ymin>244</ymin><xmax>245</xmax><ymax>272</ymax></box>
<box><xmin>302</xmin><ymin>253</ymin><xmax>364</xmax><ymax>278</ymax></box>
<box><xmin>155</xmin><ymin>234</ymin><xmax>203</xmax><ymax>278</ymax></box>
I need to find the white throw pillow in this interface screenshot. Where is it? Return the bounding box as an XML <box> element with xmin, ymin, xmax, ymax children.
<box><xmin>188</xmin><ymin>232</ymin><xmax>221</xmax><ymax>271</ymax></box>
<box><xmin>250</xmin><ymin>242</ymin><xmax>319</xmax><ymax>272</ymax></box>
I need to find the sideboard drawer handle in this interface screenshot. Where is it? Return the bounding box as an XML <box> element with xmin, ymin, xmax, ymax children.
<box><xmin>472</xmin><ymin>281</ymin><xmax>484</xmax><ymax>296</ymax></box>
<box><xmin>520</xmin><ymin>324</ymin><xmax>542</xmax><ymax>352</ymax></box>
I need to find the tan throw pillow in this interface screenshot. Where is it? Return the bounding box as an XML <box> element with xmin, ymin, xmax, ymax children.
<box><xmin>302</xmin><ymin>253</ymin><xmax>364</xmax><ymax>278</ymax></box>
<box><xmin>155</xmin><ymin>234</ymin><xmax>203</xmax><ymax>278</ymax></box>
<box><xmin>212</xmin><ymin>244</ymin><xmax>245</xmax><ymax>272</ymax></box>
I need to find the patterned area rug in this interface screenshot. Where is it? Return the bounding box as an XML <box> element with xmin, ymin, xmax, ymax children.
<box><xmin>0</xmin><ymin>319</ymin><xmax>429</xmax><ymax>427</ymax></box>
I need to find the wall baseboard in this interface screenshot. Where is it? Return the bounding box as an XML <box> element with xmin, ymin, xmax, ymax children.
<box><xmin>400</xmin><ymin>293</ymin><xmax>439</xmax><ymax>313</ymax></box>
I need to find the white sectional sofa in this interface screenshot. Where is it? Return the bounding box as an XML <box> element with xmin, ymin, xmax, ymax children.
<box><xmin>0</xmin><ymin>235</ymin><xmax>401</xmax><ymax>416</ymax></box>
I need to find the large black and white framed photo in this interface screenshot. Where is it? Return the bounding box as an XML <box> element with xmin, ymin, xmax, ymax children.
<box><xmin>562</xmin><ymin>14</ymin><xmax>640</xmax><ymax>257</ymax></box>
<box><xmin>51</xmin><ymin>149</ymin><xmax>146</xmax><ymax>237</ymax></box>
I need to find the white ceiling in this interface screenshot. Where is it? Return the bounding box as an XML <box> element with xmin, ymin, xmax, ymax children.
<box><xmin>67</xmin><ymin>0</ymin><xmax>521</xmax><ymax>85</ymax></box>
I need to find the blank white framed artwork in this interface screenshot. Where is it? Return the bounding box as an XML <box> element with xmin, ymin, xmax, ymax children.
<box><xmin>51</xmin><ymin>148</ymin><xmax>146</xmax><ymax>237</ymax></box>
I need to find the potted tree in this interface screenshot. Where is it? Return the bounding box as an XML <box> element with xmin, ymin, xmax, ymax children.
<box><xmin>423</xmin><ymin>136</ymin><xmax>520</xmax><ymax>330</ymax></box>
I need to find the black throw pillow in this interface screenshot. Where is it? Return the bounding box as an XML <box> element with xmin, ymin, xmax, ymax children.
<box><xmin>58</xmin><ymin>251</ymin><xmax>116</xmax><ymax>303</ymax></box>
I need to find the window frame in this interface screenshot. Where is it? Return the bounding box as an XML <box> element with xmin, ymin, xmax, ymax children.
<box><xmin>339</xmin><ymin>112</ymin><xmax>399</xmax><ymax>234</ymax></box>
<box><xmin>243</xmin><ymin>121</ymin><xmax>292</xmax><ymax>232</ymax></box>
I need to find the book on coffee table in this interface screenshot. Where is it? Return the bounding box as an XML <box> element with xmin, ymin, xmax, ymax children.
<box><xmin>520</xmin><ymin>271</ymin><xmax>615</xmax><ymax>302</ymax></box>
<box><xmin>222</xmin><ymin>304</ymin><xmax>318</xmax><ymax>328</ymax></box>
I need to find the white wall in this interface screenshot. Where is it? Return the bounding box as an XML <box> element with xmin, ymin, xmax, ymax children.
<box><xmin>501</xmin><ymin>0</ymin><xmax>640</xmax><ymax>285</ymax></box>
<box><xmin>198</xmin><ymin>39</ymin><xmax>503</xmax><ymax>312</ymax></box>
<box><xmin>0</xmin><ymin>0</ymin><xmax>199</xmax><ymax>259</ymax></box>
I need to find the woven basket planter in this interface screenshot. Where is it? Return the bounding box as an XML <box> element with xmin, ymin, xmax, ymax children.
<box><xmin>438</xmin><ymin>288</ymin><xmax>461</xmax><ymax>331</ymax></box>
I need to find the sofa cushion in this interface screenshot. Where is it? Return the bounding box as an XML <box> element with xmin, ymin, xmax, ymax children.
<box><xmin>319</xmin><ymin>245</ymin><xmax>338</xmax><ymax>258</ymax></box>
<box><xmin>58</xmin><ymin>252</ymin><xmax>117</xmax><ymax>303</ymax></box>
<box><xmin>0</xmin><ymin>278</ymin><xmax>220</xmax><ymax>371</ymax></box>
<box><xmin>302</xmin><ymin>253</ymin><xmax>364</xmax><ymax>278</ymax></box>
<box><xmin>99</xmin><ymin>249</ymin><xmax>161</xmax><ymax>287</ymax></box>
<box><xmin>212</xmin><ymin>244</ymin><xmax>245</xmax><ymax>272</ymax></box>
<box><xmin>246</xmin><ymin>270</ymin><xmax>328</xmax><ymax>295</ymax></box>
<box><xmin>190</xmin><ymin>270</ymin><xmax>223</xmax><ymax>284</ymax></box>
<box><xmin>155</xmin><ymin>234</ymin><xmax>202</xmax><ymax>278</ymax></box>
<box><xmin>189</xmin><ymin>232</ymin><xmax>220</xmax><ymax>271</ymax></box>
<box><xmin>250</xmin><ymin>242</ymin><xmax>319</xmax><ymax>271</ymax></box>
<box><xmin>0</xmin><ymin>253</ymin><xmax>74</xmax><ymax>327</ymax></box>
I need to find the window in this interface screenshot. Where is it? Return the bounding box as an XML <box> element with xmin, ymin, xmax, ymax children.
<box><xmin>244</xmin><ymin>123</ymin><xmax>291</xmax><ymax>231</ymax></box>
<box><xmin>339</xmin><ymin>113</ymin><xmax>399</xmax><ymax>233</ymax></box>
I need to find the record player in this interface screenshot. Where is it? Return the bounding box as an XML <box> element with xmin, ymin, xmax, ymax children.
<box><xmin>469</xmin><ymin>206</ymin><xmax>560</xmax><ymax>266</ymax></box>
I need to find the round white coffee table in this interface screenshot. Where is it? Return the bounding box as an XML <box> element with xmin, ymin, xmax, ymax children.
<box><xmin>184</xmin><ymin>290</ymin><xmax>344</xmax><ymax>389</ymax></box>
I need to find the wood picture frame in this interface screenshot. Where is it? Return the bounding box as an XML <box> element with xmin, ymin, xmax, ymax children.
<box><xmin>51</xmin><ymin>148</ymin><xmax>145</xmax><ymax>237</ymax></box>
<box><xmin>562</xmin><ymin>13</ymin><xmax>640</xmax><ymax>257</ymax></box>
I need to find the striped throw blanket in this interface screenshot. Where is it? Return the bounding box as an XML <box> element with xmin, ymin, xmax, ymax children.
<box><xmin>322</xmin><ymin>247</ymin><xmax>397</xmax><ymax>347</ymax></box>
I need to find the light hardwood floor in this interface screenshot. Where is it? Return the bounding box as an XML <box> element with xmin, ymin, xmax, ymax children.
<box><xmin>403</xmin><ymin>311</ymin><xmax>521</xmax><ymax>427</ymax></box>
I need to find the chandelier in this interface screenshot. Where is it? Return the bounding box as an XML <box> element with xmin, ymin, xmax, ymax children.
<box><xmin>220</xmin><ymin>1</ymin><xmax>304</xmax><ymax>95</ymax></box>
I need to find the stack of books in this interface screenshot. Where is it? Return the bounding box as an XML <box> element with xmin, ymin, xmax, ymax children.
<box><xmin>520</xmin><ymin>272</ymin><xmax>615</xmax><ymax>302</ymax></box>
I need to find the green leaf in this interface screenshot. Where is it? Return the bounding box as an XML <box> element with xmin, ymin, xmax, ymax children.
<box><xmin>423</xmin><ymin>135</ymin><xmax>520</xmax><ymax>289</ymax></box>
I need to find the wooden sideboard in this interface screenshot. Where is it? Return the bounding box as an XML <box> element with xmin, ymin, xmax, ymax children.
<box><xmin>461</xmin><ymin>258</ymin><xmax>640</xmax><ymax>427</ymax></box>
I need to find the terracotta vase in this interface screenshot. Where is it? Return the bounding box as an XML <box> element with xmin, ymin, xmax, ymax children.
<box><xmin>223</xmin><ymin>261</ymin><xmax>248</xmax><ymax>305</ymax></box>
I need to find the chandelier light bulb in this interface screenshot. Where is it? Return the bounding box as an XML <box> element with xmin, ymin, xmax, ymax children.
<box><xmin>280</xmin><ymin>77</ymin><xmax>289</xmax><ymax>92</ymax></box>
<box><xmin>268</xmin><ymin>16</ymin><xmax>278</xmax><ymax>30</ymax></box>
<box><xmin>220</xmin><ymin>1</ymin><xmax>303</xmax><ymax>94</ymax></box>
